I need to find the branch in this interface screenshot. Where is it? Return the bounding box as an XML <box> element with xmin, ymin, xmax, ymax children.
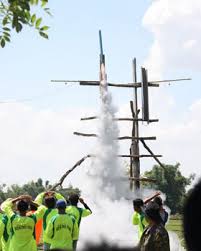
<box><xmin>73</xmin><ymin>132</ymin><xmax>97</xmax><ymax>137</ymax></box>
<box><xmin>51</xmin><ymin>155</ymin><xmax>92</xmax><ymax>190</ymax></box>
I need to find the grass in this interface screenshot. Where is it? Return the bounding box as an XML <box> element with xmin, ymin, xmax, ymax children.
<box><xmin>166</xmin><ymin>218</ymin><xmax>186</xmax><ymax>248</ymax></box>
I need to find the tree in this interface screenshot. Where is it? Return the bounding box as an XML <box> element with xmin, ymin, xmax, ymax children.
<box><xmin>0</xmin><ymin>0</ymin><xmax>50</xmax><ymax>47</ymax></box>
<box><xmin>143</xmin><ymin>163</ymin><xmax>194</xmax><ymax>214</ymax></box>
<box><xmin>0</xmin><ymin>178</ymin><xmax>80</xmax><ymax>203</ymax></box>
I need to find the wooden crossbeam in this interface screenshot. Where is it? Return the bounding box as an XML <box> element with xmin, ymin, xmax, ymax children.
<box><xmin>118</xmin><ymin>154</ymin><xmax>162</xmax><ymax>158</ymax></box>
<box><xmin>80</xmin><ymin>116</ymin><xmax>159</xmax><ymax>123</ymax></box>
<box><xmin>51</xmin><ymin>78</ymin><xmax>191</xmax><ymax>88</ymax></box>
<box><xmin>129</xmin><ymin>177</ymin><xmax>157</xmax><ymax>183</ymax></box>
<box><xmin>118</xmin><ymin>136</ymin><xmax>156</xmax><ymax>140</ymax></box>
<box><xmin>73</xmin><ymin>132</ymin><xmax>156</xmax><ymax>140</ymax></box>
<box><xmin>51</xmin><ymin>80</ymin><xmax>159</xmax><ymax>87</ymax></box>
<box><xmin>79</xmin><ymin>81</ymin><xmax>158</xmax><ymax>87</ymax></box>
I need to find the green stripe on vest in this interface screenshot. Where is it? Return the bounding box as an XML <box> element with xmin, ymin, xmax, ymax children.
<box><xmin>43</xmin><ymin>208</ymin><xmax>52</xmax><ymax>230</ymax></box>
<box><xmin>2</xmin><ymin>215</ymin><xmax>9</xmax><ymax>242</ymax></box>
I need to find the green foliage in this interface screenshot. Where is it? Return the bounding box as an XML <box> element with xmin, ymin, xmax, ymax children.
<box><xmin>0</xmin><ymin>0</ymin><xmax>50</xmax><ymax>48</ymax></box>
<box><xmin>0</xmin><ymin>178</ymin><xmax>81</xmax><ymax>202</ymax></box>
<box><xmin>143</xmin><ymin>163</ymin><xmax>194</xmax><ymax>214</ymax></box>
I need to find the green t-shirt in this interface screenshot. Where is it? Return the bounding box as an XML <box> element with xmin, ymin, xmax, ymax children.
<box><xmin>34</xmin><ymin>192</ymin><xmax>66</xmax><ymax>244</ymax></box>
<box><xmin>0</xmin><ymin>214</ymin><xmax>10</xmax><ymax>251</ymax></box>
<box><xmin>46</xmin><ymin>213</ymin><xmax>78</xmax><ymax>250</ymax></box>
<box><xmin>132</xmin><ymin>211</ymin><xmax>148</xmax><ymax>239</ymax></box>
<box><xmin>1</xmin><ymin>200</ymin><xmax>45</xmax><ymax>251</ymax></box>
<box><xmin>66</xmin><ymin>206</ymin><xmax>92</xmax><ymax>240</ymax></box>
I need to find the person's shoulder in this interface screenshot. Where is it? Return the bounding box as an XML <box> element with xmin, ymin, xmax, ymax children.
<box><xmin>155</xmin><ymin>224</ymin><xmax>169</xmax><ymax>237</ymax></box>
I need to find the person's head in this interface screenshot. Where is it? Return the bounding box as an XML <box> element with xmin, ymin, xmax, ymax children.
<box><xmin>183</xmin><ymin>179</ymin><xmax>201</xmax><ymax>251</ymax></box>
<box><xmin>153</xmin><ymin>196</ymin><xmax>163</xmax><ymax>208</ymax></box>
<box><xmin>133</xmin><ymin>199</ymin><xmax>144</xmax><ymax>213</ymax></box>
<box><xmin>144</xmin><ymin>201</ymin><xmax>162</xmax><ymax>225</ymax></box>
<box><xmin>44</xmin><ymin>196</ymin><xmax>56</xmax><ymax>209</ymax></box>
<box><xmin>29</xmin><ymin>204</ymin><xmax>37</xmax><ymax>211</ymax></box>
<box><xmin>56</xmin><ymin>199</ymin><xmax>66</xmax><ymax>213</ymax></box>
<box><xmin>69</xmin><ymin>193</ymin><xmax>79</xmax><ymax>206</ymax></box>
<box><xmin>16</xmin><ymin>200</ymin><xmax>29</xmax><ymax>214</ymax></box>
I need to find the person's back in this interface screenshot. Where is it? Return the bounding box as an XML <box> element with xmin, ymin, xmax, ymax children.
<box><xmin>66</xmin><ymin>194</ymin><xmax>92</xmax><ymax>250</ymax></box>
<box><xmin>153</xmin><ymin>197</ymin><xmax>168</xmax><ymax>226</ymax></box>
<box><xmin>1</xmin><ymin>197</ymin><xmax>38</xmax><ymax>251</ymax></box>
<box><xmin>34</xmin><ymin>191</ymin><xmax>66</xmax><ymax>250</ymax></box>
<box><xmin>47</xmin><ymin>200</ymin><xmax>78</xmax><ymax>250</ymax></box>
<box><xmin>139</xmin><ymin>202</ymin><xmax>170</xmax><ymax>251</ymax></box>
<box><xmin>140</xmin><ymin>223</ymin><xmax>169</xmax><ymax>251</ymax></box>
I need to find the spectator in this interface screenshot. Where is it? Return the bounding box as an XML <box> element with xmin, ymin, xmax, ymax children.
<box><xmin>46</xmin><ymin>200</ymin><xmax>78</xmax><ymax>251</ymax></box>
<box><xmin>139</xmin><ymin>201</ymin><xmax>170</xmax><ymax>251</ymax></box>
<box><xmin>153</xmin><ymin>196</ymin><xmax>168</xmax><ymax>226</ymax></box>
<box><xmin>183</xmin><ymin>179</ymin><xmax>201</xmax><ymax>251</ymax></box>
<box><xmin>66</xmin><ymin>194</ymin><xmax>92</xmax><ymax>251</ymax></box>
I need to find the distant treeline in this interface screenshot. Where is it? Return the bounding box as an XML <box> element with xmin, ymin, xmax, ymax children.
<box><xmin>0</xmin><ymin>178</ymin><xmax>80</xmax><ymax>203</ymax></box>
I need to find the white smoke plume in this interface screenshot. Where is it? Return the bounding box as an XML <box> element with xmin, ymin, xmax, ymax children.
<box><xmin>76</xmin><ymin>82</ymin><xmax>184</xmax><ymax>251</ymax></box>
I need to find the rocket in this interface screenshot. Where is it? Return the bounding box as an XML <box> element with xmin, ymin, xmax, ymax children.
<box><xmin>99</xmin><ymin>30</ymin><xmax>108</xmax><ymax>96</ymax></box>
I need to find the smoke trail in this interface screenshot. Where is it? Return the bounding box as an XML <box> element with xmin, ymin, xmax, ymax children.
<box><xmin>78</xmin><ymin>81</ymin><xmax>184</xmax><ymax>251</ymax></box>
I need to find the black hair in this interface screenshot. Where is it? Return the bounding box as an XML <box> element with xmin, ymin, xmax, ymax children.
<box><xmin>44</xmin><ymin>196</ymin><xmax>56</xmax><ymax>209</ymax></box>
<box><xmin>16</xmin><ymin>200</ymin><xmax>29</xmax><ymax>212</ymax></box>
<box><xmin>69</xmin><ymin>194</ymin><xmax>79</xmax><ymax>206</ymax></box>
<box><xmin>183</xmin><ymin>179</ymin><xmax>201</xmax><ymax>251</ymax></box>
<box><xmin>133</xmin><ymin>199</ymin><xmax>144</xmax><ymax>208</ymax></box>
<box><xmin>145</xmin><ymin>201</ymin><xmax>162</xmax><ymax>224</ymax></box>
<box><xmin>29</xmin><ymin>204</ymin><xmax>37</xmax><ymax>211</ymax></box>
<box><xmin>153</xmin><ymin>196</ymin><xmax>163</xmax><ymax>207</ymax></box>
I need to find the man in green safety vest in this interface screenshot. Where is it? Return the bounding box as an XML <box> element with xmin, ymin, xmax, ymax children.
<box><xmin>34</xmin><ymin>191</ymin><xmax>66</xmax><ymax>251</ymax></box>
<box><xmin>1</xmin><ymin>195</ymin><xmax>44</xmax><ymax>251</ymax></box>
<box><xmin>132</xmin><ymin>199</ymin><xmax>147</xmax><ymax>240</ymax></box>
<box><xmin>46</xmin><ymin>199</ymin><xmax>78</xmax><ymax>250</ymax></box>
<box><xmin>66</xmin><ymin>194</ymin><xmax>92</xmax><ymax>251</ymax></box>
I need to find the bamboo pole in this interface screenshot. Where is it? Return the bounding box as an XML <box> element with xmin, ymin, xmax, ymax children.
<box><xmin>140</xmin><ymin>139</ymin><xmax>165</xmax><ymax>170</ymax></box>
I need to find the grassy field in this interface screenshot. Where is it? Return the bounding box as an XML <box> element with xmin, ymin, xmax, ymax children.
<box><xmin>167</xmin><ymin>217</ymin><xmax>186</xmax><ymax>248</ymax></box>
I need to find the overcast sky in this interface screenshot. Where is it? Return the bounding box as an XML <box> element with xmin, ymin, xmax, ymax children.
<box><xmin>0</xmin><ymin>0</ymin><xmax>200</xmax><ymax>187</ymax></box>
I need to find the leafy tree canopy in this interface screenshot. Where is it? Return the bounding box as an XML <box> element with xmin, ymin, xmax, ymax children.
<box><xmin>0</xmin><ymin>178</ymin><xmax>80</xmax><ymax>202</ymax></box>
<box><xmin>143</xmin><ymin>163</ymin><xmax>195</xmax><ymax>214</ymax></box>
<box><xmin>0</xmin><ymin>0</ymin><xmax>50</xmax><ymax>47</ymax></box>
